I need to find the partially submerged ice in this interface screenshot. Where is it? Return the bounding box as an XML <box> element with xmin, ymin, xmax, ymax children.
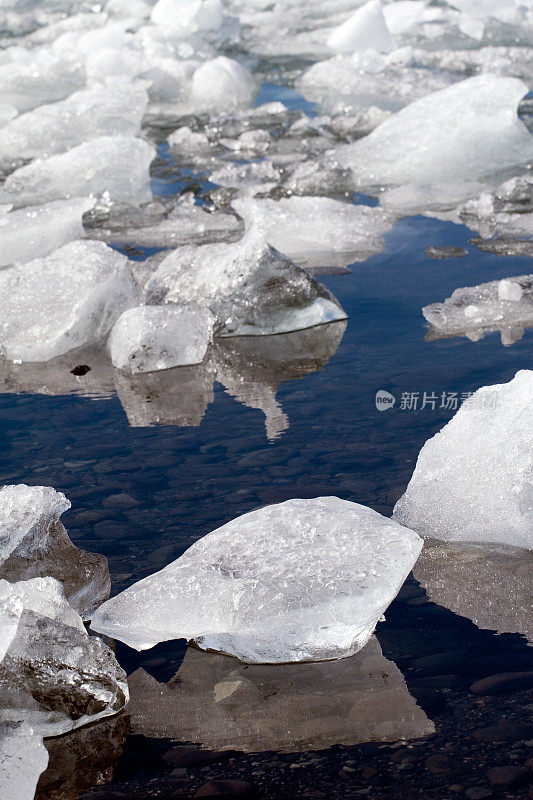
<box><xmin>0</xmin><ymin>726</ymin><xmax>49</xmax><ymax>800</ymax></box>
<box><xmin>0</xmin><ymin>135</ymin><xmax>156</xmax><ymax>209</ymax></box>
<box><xmin>0</xmin><ymin>577</ymin><xmax>128</xmax><ymax>736</ymax></box>
<box><xmin>423</xmin><ymin>273</ymin><xmax>533</xmax><ymax>345</ymax></box>
<box><xmin>337</xmin><ymin>74</ymin><xmax>533</xmax><ymax>188</ymax></box>
<box><xmin>0</xmin><ymin>484</ymin><xmax>110</xmax><ymax>620</ymax></box>
<box><xmin>128</xmin><ymin>637</ymin><xmax>434</xmax><ymax>750</ymax></box>
<box><xmin>108</xmin><ymin>304</ymin><xmax>215</xmax><ymax>374</ymax></box>
<box><xmin>393</xmin><ymin>370</ymin><xmax>533</xmax><ymax>549</ymax></box>
<box><xmin>144</xmin><ymin>229</ymin><xmax>347</xmax><ymax>337</ymax></box>
<box><xmin>0</xmin><ymin>240</ymin><xmax>138</xmax><ymax>363</ymax></box>
<box><xmin>91</xmin><ymin>497</ymin><xmax>423</xmax><ymax>663</ymax></box>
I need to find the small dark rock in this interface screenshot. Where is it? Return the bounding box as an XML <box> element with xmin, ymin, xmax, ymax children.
<box><xmin>465</xmin><ymin>788</ymin><xmax>492</xmax><ymax>799</ymax></box>
<box><xmin>425</xmin><ymin>753</ymin><xmax>455</xmax><ymax>776</ymax></box>
<box><xmin>470</xmin><ymin>672</ymin><xmax>533</xmax><ymax>695</ymax></box>
<box><xmin>70</xmin><ymin>364</ymin><xmax>91</xmax><ymax>376</ymax></box>
<box><xmin>486</xmin><ymin>766</ymin><xmax>523</xmax><ymax>788</ymax></box>
<box><xmin>194</xmin><ymin>779</ymin><xmax>256</xmax><ymax>798</ymax></box>
<box><xmin>425</xmin><ymin>246</ymin><xmax>468</xmax><ymax>259</ymax></box>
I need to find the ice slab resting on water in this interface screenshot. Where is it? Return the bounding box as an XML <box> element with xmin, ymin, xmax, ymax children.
<box><xmin>108</xmin><ymin>304</ymin><xmax>215</xmax><ymax>374</ymax></box>
<box><xmin>0</xmin><ymin>197</ymin><xmax>94</xmax><ymax>267</ymax></box>
<box><xmin>128</xmin><ymin>637</ymin><xmax>434</xmax><ymax>750</ymax></box>
<box><xmin>423</xmin><ymin>274</ymin><xmax>533</xmax><ymax>343</ymax></box>
<box><xmin>0</xmin><ymin>484</ymin><xmax>110</xmax><ymax>620</ymax></box>
<box><xmin>337</xmin><ymin>74</ymin><xmax>533</xmax><ymax>187</ymax></box>
<box><xmin>0</xmin><ymin>727</ymin><xmax>49</xmax><ymax>800</ymax></box>
<box><xmin>0</xmin><ymin>240</ymin><xmax>138</xmax><ymax>362</ymax></box>
<box><xmin>144</xmin><ymin>229</ymin><xmax>347</xmax><ymax>337</ymax></box>
<box><xmin>393</xmin><ymin>370</ymin><xmax>533</xmax><ymax>549</ymax></box>
<box><xmin>91</xmin><ymin>497</ymin><xmax>423</xmax><ymax>663</ymax></box>
<box><xmin>0</xmin><ymin>135</ymin><xmax>155</xmax><ymax>209</ymax></box>
<box><xmin>0</xmin><ymin>577</ymin><xmax>128</xmax><ymax>736</ymax></box>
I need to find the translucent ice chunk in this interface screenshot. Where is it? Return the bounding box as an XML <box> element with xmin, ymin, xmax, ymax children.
<box><xmin>337</xmin><ymin>74</ymin><xmax>533</xmax><ymax>188</ymax></box>
<box><xmin>0</xmin><ymin>484</ymin><xmax>110</xmax><ymax>620</ymax></box>
<box><xmin>0</xmin><ymin>135</ymin><xmax>156</xmax><ymax>209</ymax></box>
<box><xmin>0</xmin><ymin>198</ymin><xmax>94</xmax><ymax>267</ymax></box>
<box><xmin>0</xmin><ymin>577</ymin><xmax>128</xmax><ymax>736</ymax></box>
<box><xmin>393</xmin><ymin>370</ymin><xmax>533</xmax><ymax>549</ymax></box>
<box><xmin>0</xmin><ymin>727</ymin><xmax>49</xmax><ymax>800</ymax></box>
<box><xmin>190</xmin><ymin>56</ymin><xmax>255</xmax><ymax>109</ymax></box>
<box><xmin>326</xmin><ymin>0</ymin><xmax>394</xmax><ymax>55</ymax></box>
<box><xmin>0</xmin><ymin>50</ymin><xmax>85</xmax><ymax>113</ymax></box>
<box><xmin>91</xmin><ymin>497</ymin><xmax>423</xmax><ymax>663</ymax></box>
<box><xmin>144</xmin><ymin>229</ymin><xmax>347</xmax><ymax>336</ymax></box>
<box><xmin>128</xmin><ymin>637</ymin><xmax>434</xmax><ymax>749</ymax></box>
<box><xmin>0</xmin><ymin>240</ymin><xmax>138</xmax><ymax>362</ymax></box>
<box><xmin>0</xmin><ymin>81</ymin><xmax>149</xmax><ymax>164</ymax></box>
<box><xmin>108</xmin><ymin>304</ymin><xmax>215</xmax><ymax>374</ymax></box>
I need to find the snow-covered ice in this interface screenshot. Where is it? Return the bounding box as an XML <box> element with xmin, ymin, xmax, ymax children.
<box><xmin>91</xmin><ymin>497</ymin><xmax>423</xmax><ymax>663</ymax></box>
<box><xmin>0</xmin><ymin>484</ymin><xmax>110</xmax><ymax>620</ymax></box>
<box><xmin>0</xmin><ymin>240</ymin><xmax>138</xmax><ymax>362</ymax></box>
<box><xmin>0</xmin><ymin>577</ymin><xmax>128</xmax><ymax>736</ymax></box>
<box><xmin>128</xmin><ymin>637</ymin><xmax>434</xmax><ymax>749</ymax></box>
<box><xmin>108</xmin><ymin>304</ymin><xmax>215</xmax><ymax>374</ymax></box>
<box><xmin>144</xmin><ymin>229</ymin><xmax>347</xmax><ymax>336</ymax></box>
<box><xmin>393</xmin><ymin>370</ymin><xmax>533</xmax><ymax>549</ymax></box>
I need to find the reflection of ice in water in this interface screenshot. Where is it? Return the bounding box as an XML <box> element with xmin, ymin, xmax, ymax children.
<box><xmin>127</xmin><ymin>637</ymin><xmax>434</xmax><ymax>753</ymax></box>
<box><xmin>414</xmin><ymin>539</ymin><xmax>533</xmax><ymax>643</ymax></box>
<box><xmin>0</xmin><ymin>320</ymin><xmax>346</xmax><ymax>440</ymax></box>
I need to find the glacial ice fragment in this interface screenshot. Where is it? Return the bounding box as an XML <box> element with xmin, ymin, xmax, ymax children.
<box><xmin>143</xmin><ymin>229</ymin><xmax>347</xmax><ymax>336</ymax></box>
<box><xmin>0</xmin><ymin>727</ymin><xmax>49</xmax><ymax>800</ymax></box>
<box><xmin>91</xmin><ymin>497</ymin><xmax>423</xmax><ymax>663</ymax></box>
<box><xmin>190</xmin><ymin>56</ymin><xmax>255</xmax><ymax>109</ymax></box>
<box><xmin>0</xmin><ymin>240</ymin><xmax>138</xmax><ymax>362</ymax></box>
<box><xmin>0</xmin><ymin>577</ymin><xmax>128</xmax><ymax>736</ymax></box>
<box><xmin>393</xmin><ymin>370</ymin><xmax>533</xmax><ymax>549</ymax></box>
<box><xmin>108</xmin><ymin>304</ymin><xmax>215</xmax><ymax>374</ymax></box>
<box><xmin>0</xmin><ymin>484</ymin><xmax>110</xmax><ymax>620</ymax></box>
<box><xmin>326</xmin><ymin>0</ymin><xmax>394</xmax><ymax>55</ymax></box>
<box><xmin>337</xmin><ymin>74</ymin><xmax>533</xmax><ymax>187</ymax></box>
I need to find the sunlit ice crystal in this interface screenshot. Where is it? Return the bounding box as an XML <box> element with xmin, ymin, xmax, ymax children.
<box><xmin>91</xmin><ymin>497</ymin><xmax>423</xmax><ymax>663</ymax></box>
<box><xmin>393</xmin><ymin>370</ymin><xmax>533</xmax><ymax>549</ymax></box>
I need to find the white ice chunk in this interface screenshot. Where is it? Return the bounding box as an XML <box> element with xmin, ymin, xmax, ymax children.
<box><xmin>0</xmin><ymin>240</ymin><xmax>138</xmax><ymax>362</ymax></box>
<box><xmin>233</xmin><ymin>196</ymin><xmax>395</xmax><ymax>269</ymax></box>
<box><xmin>108</xmin><ymin>304</ymin><xmax>215</xmax><ymax>374</ymax></box>
<box><xmin>0</xmin><ymin>50</ymin><xmax>85</xmax><ymax>113</ymax></box>
<box><xmin>0</xmin><ymin>577</ymin><xmax>128</xmax><ymax>736</ymax></box>
<box><xmin>0</xmin><ymin>197</ymin><xmax>94</xmax><ymax>267</ymax></box>
<box><xmin>381</xmin><ymin>181</ymin><xmax>487</xmax><ymax>216</ymax></box>
<box><xmin>91</xmin><ymin>497</ymin><xmax>423</xmax><ymax>663</ymax></box>
<box><xmin>0</xmin><ymin>81</ymin><xmax>149</xmax><ymax>163</ymax></box>
<box><xmin>393</xmin><ymin>370</ymin><xmax>533</xmax><ymax>549</ymax></box>
<box><xmin>327</xmin><ymin>0</ymin><xmax>393</xmax><ymax>54</ymax></box>
<box><xmin>0</xmin><ymin>728</ymin><xmax>49</xmax><ymax>800</ymax></box>
<box><xmin>0</xmin><ymin>484</ymin><xmax>110</xmax><ymax>620</ymax></box>
<box><xmin>190</xmin><ymin>56</ymin><xmax>255</xmax><ymax>109</ymax></box>
<box><xmin>337</xmin><ymin>74</ymin><xmax>533</xmax><ymax>187</ymax></box>
<box><xmin>151</xmin><ymin>0</ymin><xmax>225</xmax><ymax>33</ymax></box>
<box><xmin>0</xmin><ymin>135</ymin><xmax>156</xmax><ymax>209</ymax></box>
<box><xmin>144</xmin><ymin>229</ymin><xmax>347</xmax><ymax>336</ymax></box>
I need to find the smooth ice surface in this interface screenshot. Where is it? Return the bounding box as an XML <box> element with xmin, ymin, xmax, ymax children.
<box><xmin>128</xmin><ymin>638</ymin><xmax>434</xmax><ymax>750</ymax></box>
<box><xmin>0</xmin><ymin>81</ymin><xmax>149</xmax><ymax>163</ymax></box>
<box><xmin>0</xmin><ymin>198</ymin><xmax>94</xmax><ymax>267</ymax></box>
<box><xmin>0</xmin><ymin>484</ymin><xmax>110</xmax><ymax>619</ymax></box>
<box><xmin>144</xmin><ymin>229</ymin><xmax>347</xmax><ymax>336</ymax></box>
<box><xmin>0</xmin><ymin>135</ymin><xmax>156</xmax><ymax>209</ymax></box>
<box><xmin>0</xmin><ymin>728</ymin><xmax>49</xmax><ymax>800</ymax></box>
<box><xmin>326</xmin><ymin>0</ymin><xmax>393</xmax><ymax>54</ymax></box>
<box><xmin>108</xmin><ymin>304</ymin><xmax>215</xmax><ymax>373</ymax></box>
<box><xmin>0</xmin><ymin>240</ymin><xmax>138</xmax><ymax>362</ymax></box>
<box><xmin>0</xmin><ymin>577</ymin><xmax>128</xmax><ymax>736</ymax></box>
<box><xmin>190</xmin><ymin>56</ymin><xmax>255</xmax><ymax>109</ymax></box>
<box><xmin>91</xmin><ymin>497</ymin><xmax>423</xmax><ymax>663</ymax></box>
<box><xmin>232</xmin><ymin>197</ymin><xmax>395</xmax><ymax>269</ymax></box>
<box><xmin>337</xmin><ymin>74</ymin><xmax>533</xmax><ymax>187</ymax></box>
<box><xmin>423</xmin><ymin>274</ymin><xmax>533</xmax><ymax>344</ymax></box>
<box><xmin>414</xmin><ymin>539</ymin><xmax>533</xmax><ymax>643</ymax></box>
<box><xmin>393</xmin><ymin>370</ymin><xmax>533</xmax><ymax>549</ymax></box>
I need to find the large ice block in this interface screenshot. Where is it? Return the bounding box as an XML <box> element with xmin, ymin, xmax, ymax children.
<box><xmin>91</xmin><ymin>497</ymin><xmax>423</xmax><ymax>663</ymax></box>
<box><xmin>0</xmin><ymin>240</ymin><xmax>138</xmax><ymax>362</ymax></box>
<box><xmin>393</xmin><ymin>370</ymin><xmax>533</xmax><ymax>549</ymax></box>
<box><xmin>0</xmin><ymin>484</ymin><xmax>110</xmax><ymax>620</ymax></box>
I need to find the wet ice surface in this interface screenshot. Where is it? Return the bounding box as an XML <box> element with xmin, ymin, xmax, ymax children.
<box><xmin>1</xmin><ymin>0</ymin><xmax>533</xmax><ymax>796</ymax></box>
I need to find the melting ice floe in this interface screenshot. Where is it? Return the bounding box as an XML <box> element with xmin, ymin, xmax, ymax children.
<box><xmin>0</xmin><ymin>577</ymin><xmax>128</xmax><ymax>736</ymax></box>
<box><xmin>0</xmin><ymin>484</ymin><xmax>110</xmax><ymax>620</ymax></box>
<box><xmin>91</xmin><ymin>497</ymin><xmax>423</xmax><ymax>663</ymax></box>
<box><xmin>394</xmin><ymin>370</ymin><xmax>533</xmax><ymax>550</ymax></box>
